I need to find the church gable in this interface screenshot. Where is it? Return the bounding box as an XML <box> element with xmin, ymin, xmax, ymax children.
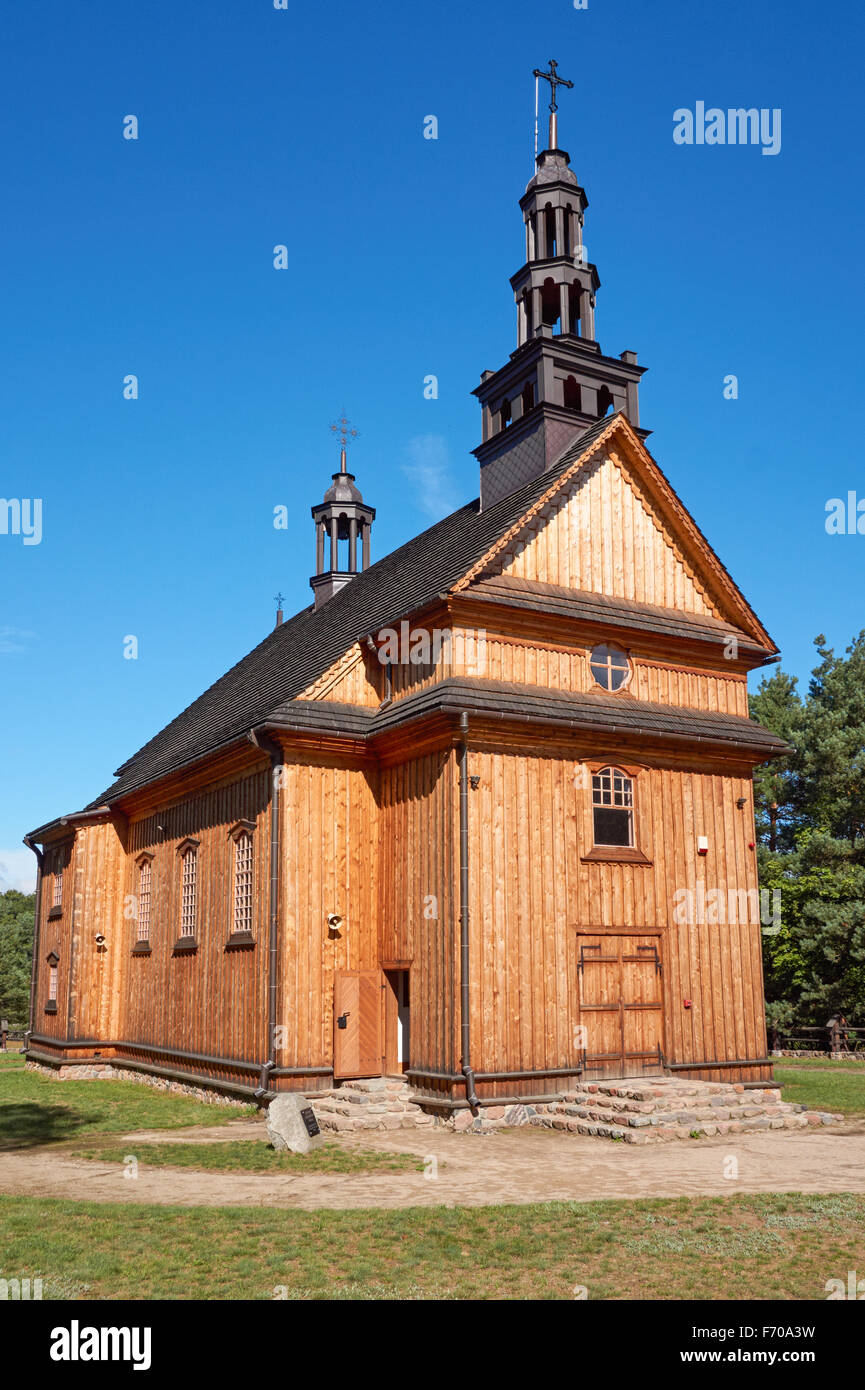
<box><xmin>296</xmin><ymin>643</ymin><xmax>381</xmax><ymax>707</ymax></box>
<box><xmin>497</xmin><ymin>447</ymin><xmax>717</xmax><ymax>616</ymax></box>
<box><xmin>455</xmin><ymin>417</ymin><xmax>775</xmax><ymax>647</ymax></box>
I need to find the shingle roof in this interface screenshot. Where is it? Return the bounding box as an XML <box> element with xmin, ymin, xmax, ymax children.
<box><xmin>43</xmin><ymin>409</ymin><xmax>776</xmax><ymax>822</ymax></box>
<box><xmin>267</xmin><ymin>678</ymin><xmax>790</xmax><ymax>758</ymax></box>
<box><xmin>462</xmin><ymin>575</ymin><xmax>771</xmax><ymax>655</ymax></box>
<box><xmin>85</xmin><ymin>418</ymin><xmax>614</xmax><ymax>805</ymax></box>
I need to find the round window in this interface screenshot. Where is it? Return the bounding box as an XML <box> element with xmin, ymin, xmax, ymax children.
<box><xmin>590</xmin><ymin>644</ymin><xmax>631</xmax><ymax>692</ymax></box>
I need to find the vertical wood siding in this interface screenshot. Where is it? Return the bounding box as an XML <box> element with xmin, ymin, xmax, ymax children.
<box><xmin>465</xmin><ymin>746</ymin><xmax>767</xmax><ymax>1080</ymax></box>
<box><xmin>497</xmin><ymin>450</ymin><xmax>720</xmax><ymax>616</ymax></box>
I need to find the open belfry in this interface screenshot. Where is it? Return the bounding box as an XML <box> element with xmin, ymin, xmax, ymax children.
<box><xmin>25</xmin><ymin>65</ymin><xmax>802</xmax><ymax>1137</ymax></box>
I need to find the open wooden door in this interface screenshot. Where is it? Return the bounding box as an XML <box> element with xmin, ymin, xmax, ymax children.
<box><xmin>333</xmin><ymin>970</ymin><xmax>383</xmax><ymax>1080</ymax></box>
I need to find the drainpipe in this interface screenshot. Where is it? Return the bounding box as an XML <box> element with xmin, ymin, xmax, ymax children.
<box><xmin>458</xmin><ymin>712</ymin><xmax>479</xmax><ymax>1111</ymax></box>
<box><xmin>22</xmin><ymin>835</ymin><xmax>45</xmax><ymax>1049</ymax></box>
<box><xmin>248</xmin><ymin>728</ymin><xmax>284</xmax><ymax>1099</ymax></box>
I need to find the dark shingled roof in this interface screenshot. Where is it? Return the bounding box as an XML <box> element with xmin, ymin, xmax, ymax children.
<box><xmin>463</xmin><ymin>575</ymin><xmax>771</xmax><ymax>655</ymax></box>
<box><xmin>265</xmin><ymin>678</ymin><xmax>790</xmax><ymax>758</ymax></box>
<box><xmin>87</xmin><ymin>418</ymin><xmax>614</xmax><ymax>805</ymax></box>
<box><xmin>45</xmin><ymin>410</ymin><xmax>776</xmax><ymax>823</ymax></box>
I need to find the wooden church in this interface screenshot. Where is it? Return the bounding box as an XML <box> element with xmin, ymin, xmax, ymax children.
<box><xmin>25</xmin><ymin>68</ymin><xmax>787</xmax><ymax>1114</ymax></box>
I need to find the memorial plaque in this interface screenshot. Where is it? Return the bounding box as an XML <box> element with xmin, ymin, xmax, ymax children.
<box><xmin>300</xmin><ymin>1106</ymin><xmax>321</xmax><ymax>1137</ymax></box>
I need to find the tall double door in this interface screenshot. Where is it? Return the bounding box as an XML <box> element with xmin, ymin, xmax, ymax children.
<box><xmin>577</xmin><ymin>933</ymin><xmax>665</xmax><ymax>1079</ymax></box>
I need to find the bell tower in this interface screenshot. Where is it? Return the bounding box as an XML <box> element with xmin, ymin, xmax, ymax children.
<box><xmin>473</xmin><ymin>60</ymin><xmax>649</xmax><ymax>509</ymax></box>
<box><xmin>310</xmin><ymin>415</ymin><xmax>375</xmax><ymax>609</ymax></box>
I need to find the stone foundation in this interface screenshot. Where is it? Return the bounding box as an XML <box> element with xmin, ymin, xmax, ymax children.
<box><xmin>25</xmin><ymin>1060</ymin><xmax>252</xmax><ymax>1108</ymax></box>
<box><xmin>23</xmin><ymin>1064</ymin><xmax>847</xmax><ymax>1142</ymax></box>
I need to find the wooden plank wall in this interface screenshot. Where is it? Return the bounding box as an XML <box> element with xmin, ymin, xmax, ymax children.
<box><xmin>465</xmin><ymin>743</ymin><xmax>768</xmax><ymax>1085</ymax></box>
<box><xmin>279</xmin><ymin>754</ymin><xmax>379</xmax><ymax>1070</ymax></box>
<box><xmin>450</xmin><ymin>628</ymin><xmax>748</xmax><ymax>716</ymax></box>
<box><xmin>378</xmin><ymin>749</ymin><xmax>457</xmax><ymax>1078</ymax></box>
<box><xmin>497</xmin><ymin>450</ymin><xmax>721</xmax><ymax>617</ymax></box>
<box><xmin>31</xmin><ymin>839</ymin><xmax>74</xmax><ymax>1038</ymax></box>
<box><xmin>69</xmin><ymin>820</ymin><xmax>127</xmax><ymax>1042</ymax></box>
<box><xmin>118</xmin><ymin>768</ymin><xmax>271</xmax><ymax>1082</ymax></box>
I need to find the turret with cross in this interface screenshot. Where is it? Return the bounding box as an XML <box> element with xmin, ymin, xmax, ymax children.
<box><xmin>309</xmin><ymin>413</ymin><xmax>376</xmax><ymax>609</ymax></box>
<box><xmin>470</xmin><ymin>60</ymin><xmax>648</xmax><ymax>511</ymax></box>
<box><xmin>533</xmin><ymin>58</ymin><xmax>574</xmax><ymax>151</ymax></box>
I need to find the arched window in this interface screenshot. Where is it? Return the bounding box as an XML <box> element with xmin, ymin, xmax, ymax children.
<box><xmin>522</xmin><ymin>380</ymin><xmax>535</xmax><ymax>414</ymax></box>
<box><xmin>541</xmin><ymin>277</ymin><xmax>560</xmax><ymax>328</ymax></box>
<box><xmin>498</xmin><ymin>397</ymin><xmax>512</xmax><ymax>431</ymax></box>
<box><xmin>179</xmin><ymin>844</ymin><xmax>198</xmax><ymax>940</ymax></box>
<box><xmin>568</xmin><ymin>283</ymin><xmax>581</xmax><ymax>336</ymax></box>
<box><xmin>592</xmin><ymin>768</ymin><xmax>634</xmax><ymax>848</ymax></box>
<box><xmin>563</xmin><ymin>375</ymin><xmax>581</xmax><ymax>411</ymax></box>
<box><xmin>590</xmin><ymin>644</ymin><xmax>631</xmax><ymax>691</ymax></box>
<box><xmin>544</xmin><ymin>203</ymin><xmax>556</xmax><ymax>257</ymax></box>
<box><xmin>233</xmin><ymin>831</ymin><xmax>254</xmax><ymax>938</ymax></box>
<box><xmin>46</xmin><ymin>952</ymin><xmax>59</xmax><ymax>1006</ymax></box>
<box><xmin>136</xmin><ymin>856</ymin><xmax>152</xmax><ymax>943</ymax></box>
<box><xmin>597</xmin><ymin>384</ymin><xmax>615</xmax><ymax>417</ymax></box>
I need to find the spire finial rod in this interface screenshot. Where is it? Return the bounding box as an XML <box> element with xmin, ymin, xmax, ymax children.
<box><xmin>330</xmin><ymin>412</ymin><xmax>359</xmax><ymax>474</ymax></box>
<box><xmin>532</xmin><ymin>58</ymin><xmax>573</xmax><ymax>150</ymax></box>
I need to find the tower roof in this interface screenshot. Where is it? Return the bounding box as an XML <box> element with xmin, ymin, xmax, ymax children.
<box><xmin>321</xmin><ymin>470</ymin><xmax>365</xmax><ymax>505</ymax></box>
<box><xmin>525</xmin><ymin>147</ymin><xmax>579</xmax><ymax>194</ymax></box>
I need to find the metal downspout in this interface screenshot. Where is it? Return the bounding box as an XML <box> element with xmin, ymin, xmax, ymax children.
<box><xmin>248</xmin><ymin>729</ymin><xmax>284</xmax><ymax>1099</ymax></box>
<box><xmin>458</xmin><ymin>712</ymin><xmax>479</xmax><ymax>1111</ymax></box>
<box><xmin>22</xmin><ymin>835</ymin><xmax>44</xmax><ymax>1049</ymax></box>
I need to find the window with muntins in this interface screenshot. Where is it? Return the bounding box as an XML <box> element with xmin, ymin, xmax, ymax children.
<box><xmin>590</xmin><ymin>644</ymin><xmax>631</xmax><ymax>692</ymax></box>
<box><xmin>592</xmin><ymin>767</ymin><xmax>634</xmax><ymax>847</ymax></box>
<box><xmin>233</xmin><ymin>832</ymin><xmax>253</xmax><ymax>936</ymax></box>
<box><xmin>52</xmin><ymin>867</ymin><xmax>63</xmax><ymax>908</ymax></box>
<box><xmin>48</xmin><ymin>961</ymin><xmax>58</xmax><ymax>1002</ymax></box>
<box><xmin>180</xmin><ymin>848</ymin><xmax>197</xmax><ymax>938</ymax></box>
<box><xmin>137</xmin><ymin>859</ymin><xmax>152</xmax><ymax>942</ymax></box>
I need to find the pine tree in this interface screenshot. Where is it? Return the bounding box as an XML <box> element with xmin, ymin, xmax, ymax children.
<box><xmin>0</xmin><ymin>889</ymin><xmax>35</xmax><ymax>1026</ymax></box>
<box><xmin>749</xmin><ymin>668</ymin><xmax>803</xmax><ymax>851</ymax></box>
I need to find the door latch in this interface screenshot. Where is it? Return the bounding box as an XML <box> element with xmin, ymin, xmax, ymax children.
<box><xmin>337</xmin><ymin>1012</ymin><xmax>350</xmax><ymax>1030</ymax></box>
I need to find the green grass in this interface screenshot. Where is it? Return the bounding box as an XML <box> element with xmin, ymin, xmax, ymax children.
<box><xmin>71</xmin><ymin>1140</ymin><xmax>421</xmax><ymax>1175</ymax></box>
<box><xmin>776</xmin><ymin>1064</ymin><xmax>865</xmax><ymax>1117</ymax></box>
<box><xmin>0</xmin><ymin>1050</ymin><xmax>26</xmax><ymax>1068</ymax></box>
<box><xmin>776</xmin><ymin>1056</ymin><xmax>865</xmax><ymax>1072</ymax></box>
<box><xmin>0</xmin><ymin>1065</ymin><xmax>255</xmax><ymax>1151</ymax></box>
<box><xmin>1</xmin><ymin>1192</ymin><xmax>863</xmax><ymax>1300</ymax></box>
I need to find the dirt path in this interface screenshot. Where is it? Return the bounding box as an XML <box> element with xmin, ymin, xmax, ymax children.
<box><xmin>2</xmin><ymin>1123</ymin><xmax>864</xmax><ymax>1210</ymax></box>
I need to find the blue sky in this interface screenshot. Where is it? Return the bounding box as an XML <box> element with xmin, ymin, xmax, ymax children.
<box><xmin>2</xmin><ymin>0</ymin><xmax>864</xmax><ymax>890</ymax></box>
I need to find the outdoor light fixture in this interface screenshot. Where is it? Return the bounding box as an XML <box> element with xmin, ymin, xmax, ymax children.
<box><xmin>327</xmin><ymin>913</ymin><xmax>343</xmax><ymax>932</ymax></box>
<box><xmin>697</xmin><ymin>836</ymin><xmax>709</xmax><ymax>855</ymax></box>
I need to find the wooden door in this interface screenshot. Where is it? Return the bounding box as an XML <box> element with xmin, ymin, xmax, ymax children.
<box><xmin>333</xmin><ymin>970</ymin><xmax>383</xmax><ymax>1080</ymax></box>
<box><xmin>577</xmin><ymin>935</ymin><xmax>664</xmax><ymax>1079</ymax></box>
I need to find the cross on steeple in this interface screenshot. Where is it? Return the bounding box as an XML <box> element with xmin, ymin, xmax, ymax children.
<box><xmin>533</xmin><ymin>58</ymin><xmax>573</xmax><ymax>150</ymax></box>
<box><xmin>533</xmin><ymin>58</ymin><xmax>573</xmax><ymax>112</ymax></box>
<box><xmin>330</xmin><ymin>412</ymin><xmax>359</xmax><ymax>473</ymax></box>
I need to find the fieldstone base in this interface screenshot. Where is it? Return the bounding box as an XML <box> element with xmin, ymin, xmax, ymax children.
<box><xmin>525</xmin><ymin>1077</ymin><xmax>845</xmax><ymax>1145</ymax></box>
<box><xmin>309</xmin><ymin>1077</ymin><xmax>440</xmax><ymax>1131</ymax></box>
<box><xmin>23</xmin><ymin>1065</ymin><xmax>846</xmax><ymax>1142</ymax></box>
<box><xmin>25</xmin><ymin>1060</ymin><xmax>251</xmax><ymax>1108</ymax></box>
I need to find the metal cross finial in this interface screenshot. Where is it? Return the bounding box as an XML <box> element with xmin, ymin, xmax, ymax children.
<box><xmin>533</xmin><ymin>58</ymin><xmax>573</xmax><ymax>113</ymax></box>
<box><xmin>330</xmin><ymin>412</ymin><xmax>358</xmax><ymax>449</ymax></box>
<box><xmin>273</xmin><ymin>591</ymin><xmax>285</xmax><ymax>610</ymax></box>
